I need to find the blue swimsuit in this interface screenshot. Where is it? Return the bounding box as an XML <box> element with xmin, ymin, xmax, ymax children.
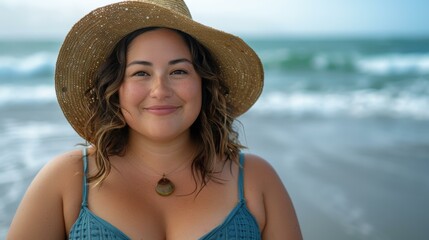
<box><xmin>69</xmin><ymin>149</ymin><xmax>261</xmax><ymax>239</ymax></box>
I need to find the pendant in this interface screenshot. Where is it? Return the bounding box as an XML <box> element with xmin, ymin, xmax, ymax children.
<box><xmin>155</xmin><ymin>175</ymin><xmax>175</xmax><ymax>196</ymax></box>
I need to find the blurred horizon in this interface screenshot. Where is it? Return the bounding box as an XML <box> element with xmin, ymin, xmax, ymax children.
<box><xmin>1</xmin><ymin>0</ymin><xmax>429</xmax><ymax>40</ymax></box>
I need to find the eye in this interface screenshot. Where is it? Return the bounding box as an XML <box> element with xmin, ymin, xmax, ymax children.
<box><xmin>133</xmin><ymin>71</ymin><xmax>149</xmax><ymax>77</ymax></box>
<box><xmin>171</xmin><ymin>69</ymin><xmax>188</xmax><ymax>75</ymax></box>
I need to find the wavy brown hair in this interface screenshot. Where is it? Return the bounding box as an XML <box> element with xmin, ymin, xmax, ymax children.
<box><xmin>84</xmin><ymin>27</ymin><xmax>244</xmax><ymax>189</ymax></box>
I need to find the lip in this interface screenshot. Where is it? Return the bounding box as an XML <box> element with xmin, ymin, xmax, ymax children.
<box><xmin>144</xmin><ymin>105</ymin><xmax>180</xmax><ymax>115</ymax></box>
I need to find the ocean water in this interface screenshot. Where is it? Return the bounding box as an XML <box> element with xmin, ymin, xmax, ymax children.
<box><xmin>1</xmin><ymin>37</ymin><xmax>429</xmax><ymax>239</ymax></box>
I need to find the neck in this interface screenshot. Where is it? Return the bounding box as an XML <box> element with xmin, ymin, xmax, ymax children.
<box><xmin>124</xmin><ymin>130</ymin><xmax>197</xmax><ymax>175</ymax></box>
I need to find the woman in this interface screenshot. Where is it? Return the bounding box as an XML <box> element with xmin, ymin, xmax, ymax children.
<box><xmin>7</xmin><ymin>0</ymin><xmax>302</xmax><ymax>239</ymax></box>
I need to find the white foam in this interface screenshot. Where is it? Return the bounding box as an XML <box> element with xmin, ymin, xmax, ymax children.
<box><xmin>356</xmin><ymin>53</ymin><xmax>429</xmax><ymax>75</ymax></box>
<box><xmin>0</xmin><ymin>117</ymin><xmax>82</xmax><ymax>172</ymax></box>
<box><xmin>252</xmin><ymin>90</ymin><xmax>429</xmax><ymax>120</ymax></box>
<box><xmin>0</xmin><ymin>85</ymin><xmax>56</xmax><ymax>104</ymax></box>
<box><xmin>0</xmin><ymin>52</ymin><xmax>56</xmax><ymax>77</ymax></box>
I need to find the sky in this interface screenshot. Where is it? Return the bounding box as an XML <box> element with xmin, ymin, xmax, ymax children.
<box><xmin>0</xmin><ymin>0</ymin><xmax>428</xmax><ymax>39</ymax></box>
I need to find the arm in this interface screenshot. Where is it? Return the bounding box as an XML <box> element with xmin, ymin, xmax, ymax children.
<box><xmin>7</xmin><ymin>152</ymin><xmax>81</xmax><ymax>239</ymax></box>
<box><xmin>247</xmin><ymin>155</ymin><xmax>303</xmax><ymax>240</ymax></box>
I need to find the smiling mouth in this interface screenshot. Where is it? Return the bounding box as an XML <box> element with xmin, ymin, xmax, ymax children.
<box><xmin>144</xmin><ymin>106</ymin><xmax>180</xmax><ymax>115</ymax></box>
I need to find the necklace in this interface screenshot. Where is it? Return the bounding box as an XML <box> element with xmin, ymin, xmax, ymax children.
<box><xmin>155</xmin><ymin>174</ymin><xmax>175</xmax><ymax>196</ymax></box>
<box><xmin>128</xmin><ymin>155</ymin><xmax>191</xmax><ymax>197</ymax></box>
<box><xmin>154</xmin><ymin>164</ymin><xmax>191</xmax><ymax>196</ymax></box>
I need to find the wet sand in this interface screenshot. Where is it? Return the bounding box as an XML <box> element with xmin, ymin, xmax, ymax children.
<box><xmin>1</xmin><ymin>104</ymin><xmax>429</xmax><ymax>239</ymax></box>
<box><xmin>240</xmin><ymin>112</ymin><xmax>429</xmax><ymax>240</ymax></box>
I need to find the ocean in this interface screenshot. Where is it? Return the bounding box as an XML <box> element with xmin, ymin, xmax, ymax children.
<box><xmin>1</xmin><ymin>37</ymin><xmax>429</xmax><ymax>239</ymax></box>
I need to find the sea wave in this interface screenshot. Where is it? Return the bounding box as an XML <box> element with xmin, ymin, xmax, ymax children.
<box><xmin>261</xmin><ymin>49</ymin><xmax>429</xmax><ymax>76</ymax></box>
<box><xmin>251</xmin><ymin>91</ymin><xmax>429</xmax><ymax>120</ymax></box>
<box><xmin>1</xmin><ymin>83</ymin><xmax>428</xmax><ymax>119</ymax></box>
<box><xmin>356</xmin><ymin>54</ymin><xmax>429</xmax><ymax>75</ymax></box>
<box><xmin>1</xmin><ymin>50</ymin><xmax>429</xmax><ymax>80</ymax></box>
<box><xmin>0</xmin><ymin>85</ymin><xmax>55</xmax><ymax>104</ymax></box>
<box><xmin>0</xmin><ymin>52</ymin><xmax>56</xmax><ymax>78</ymax></box>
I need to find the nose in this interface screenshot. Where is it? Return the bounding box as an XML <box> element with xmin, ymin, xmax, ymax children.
<box><xmin>149</xmin><ymin>74</ymin><xmax>173</xmax><ymax>99</ymax></box>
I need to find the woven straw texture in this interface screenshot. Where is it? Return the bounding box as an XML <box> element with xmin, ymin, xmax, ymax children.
<box><xmin>55</xmin><ymin>0</ymin><xmax>264</xmax><ymax>141</ymax></box>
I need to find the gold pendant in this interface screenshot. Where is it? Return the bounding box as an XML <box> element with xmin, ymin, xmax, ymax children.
<box><xmin>155</xmin><ymin>176</ymin><xmax>175</xmax><ymax>196</ymax></box>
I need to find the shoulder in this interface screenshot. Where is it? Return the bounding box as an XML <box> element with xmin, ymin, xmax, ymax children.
<box><xmin>23</xmin><ymin>148</ymin><xmax>85</xmax><ymax>207</ymax></box>
<box><xmin>241</xmin><ymin>153</ymin><xmax>289</xmax><ymax>205</ymax></box>
<box><xmin>7</xmin><ymin>148</ymin><xmax>86</xmax><ymax>239</ymax></box>
<box><xmin>42</xmin><ymin>148</ymin><xmax>87</xmax><ymax>211</ymax></box>
<box><xmin>36</xmin><ymin>148</ymin><xmax>85</xmax><ymax>190</ymax></box>
<box><xmin>241</xmin><ymin>153</ymin><xmax>290</xmax><ymax>203</ymax></box>
<box><xmin>239</xmin><ymin>154</ymin><xmax>279</xmax><ymax>229</ymax></box>
<box><xmin>241</xmin><ymin>153</ymin><xmax>280</xmax><ymax>189</ymax></box>
<box><xmin>242</xmin><ymin>153</ymin><xmax>302</xmax><ymax>239</ymax></box>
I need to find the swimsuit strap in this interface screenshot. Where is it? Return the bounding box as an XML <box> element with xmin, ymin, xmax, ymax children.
<box><xmin>238</xmin><ymin>152</ymin><xmax>245</xmax><ymax>201</ymax></box>
<box><xmin>81</xmin><ymin>147</ymin><xmax>89</xmax><ymax>207</ymax></box>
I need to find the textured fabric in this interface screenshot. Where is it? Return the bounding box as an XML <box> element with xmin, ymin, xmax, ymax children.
<box><xmin>68</xmin><ymin>149</ymin><xmax>261</xmax><ymax>239</ymax></box>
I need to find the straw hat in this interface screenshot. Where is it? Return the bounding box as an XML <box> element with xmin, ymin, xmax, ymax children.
<box><xmin>55</xmin><ymin>0</ymin><xmax>264</xmax><ymax>140</ymax></box>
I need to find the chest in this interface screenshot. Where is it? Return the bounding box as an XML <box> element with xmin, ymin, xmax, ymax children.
<box><xmin>82</xmin><ymin>168</ymin><xmax>251</xmax><ymax>239</ymax></box>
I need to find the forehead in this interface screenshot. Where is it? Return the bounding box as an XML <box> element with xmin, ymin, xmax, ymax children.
<box><xmin>126</xmin><ymin>28</ymin><xmax>191</xmax><ymax>61</ymax></box>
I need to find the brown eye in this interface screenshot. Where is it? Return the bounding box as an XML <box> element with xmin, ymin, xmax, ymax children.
<box><xmin>133</xmin><ymin>71</ymin><xmax>150</xmax><ymax>77</ymax></box>
<box><xmin>171</xmin><ymin>70</ymin><xmax>187</xmax><ymax>75</ymax></box>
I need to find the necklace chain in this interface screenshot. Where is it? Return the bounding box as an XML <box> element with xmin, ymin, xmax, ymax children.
<box><xmin>138</xmin><ymin>157</ymin><xmax>191</xmax><ymax>178</ymax></box>
<box><xmin>126</xmin><ymin>153</ymin><xmax>192</xmax><ymax>197</ymax></box>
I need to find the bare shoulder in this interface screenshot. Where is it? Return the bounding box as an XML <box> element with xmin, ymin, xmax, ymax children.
<box><xmin>242</xmin><ymin>154</ymin><xmax>277</xmax><ymax>177</ymax></box>
<box><xmin>241</xmin><ymin>153</ymin><xmax>283</xmax><ymax>191</ymax></box>
<box><xmin>7</xmin><ymin>148</ymin><xmax>85</xmax><ymax>239</ymax></box>
<box><xmin>12</xmin><ymin>148</ymin><xmax>85</xmax><ymax>202</ymax></box>
<box><xmin>48</xmin><ymin>149</ymin><xmax>85</xmax><ymax>176</ymax></box>
<box><xmin>242</xmin><ymin>153</ymin><xmax>303</xmax><ymax>240</ymax></box>
<box><xmin>41</xmin><ymin>148</ymin><xmax>84</xmax><ymax>177</ymax></box>
<box><xmin>31</xmin><ymin>148</ymin><xmax>85</xmax><ymax>194</ymax></box>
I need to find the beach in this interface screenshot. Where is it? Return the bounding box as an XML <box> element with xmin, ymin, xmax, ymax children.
<box><xmin>241</xmin><ymin>112</ymin><xmax>429</xmax><ymax>240</ymax></box>
<box><xmin>1</xmin><ymin>37</ymin><xmax>429</xmax><ymax>239</ymax></box>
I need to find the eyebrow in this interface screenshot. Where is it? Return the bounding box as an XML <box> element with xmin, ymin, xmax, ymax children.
<box><xmin>127</xmin><ymin>58</ymin><xmax>192</xmax><ymax>67</ymax></box>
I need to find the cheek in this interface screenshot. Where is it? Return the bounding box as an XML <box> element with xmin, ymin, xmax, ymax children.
<box><xmin>119</xmin><ymin>82</ymin><xmax>146</xmax><ymax>106</ymax></box>
<box><xmin>185</xmin><ymin>79</ymin><xmax>202</xmax><ymax>109</ymax></box>
<box><xmin>185</xmin><ymin>77</ymin><xmax>202</xmax><ymax>98</ymax></box>
<box><xmin>118</xmin><ymin>83</ymin><xmax>144</xmax><ymax>122</ymax></box>
<box><xmin>119</xmin><ymin>83</ymin><xmax>146</xmax><ymax>124</ymax></box>
<box><xmin>118</xmin><ymin>85</ymin><xmax>130</xmax><ymax>118</ymax></box>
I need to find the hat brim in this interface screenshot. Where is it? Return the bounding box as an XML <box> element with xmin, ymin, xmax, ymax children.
<box><xmin>55</xmin><ymin>1</ymin><xmax>264</xmax><ymax>140</ymax></box>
